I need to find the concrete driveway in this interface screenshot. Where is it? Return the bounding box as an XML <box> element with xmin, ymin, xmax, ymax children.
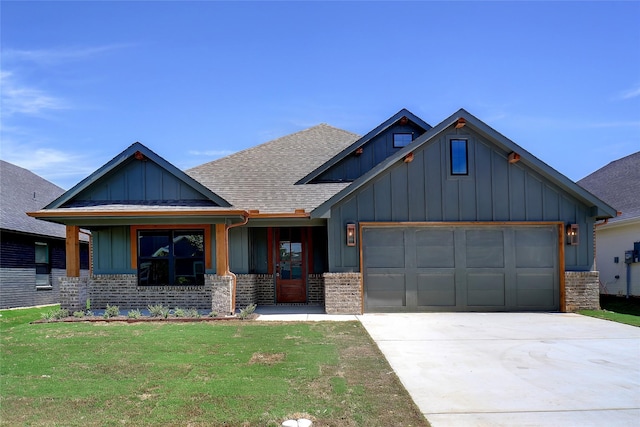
<box><xmin>358</xmin><ymin>313</ymin><xmax>640</xmax><ymax>427</ymax></box>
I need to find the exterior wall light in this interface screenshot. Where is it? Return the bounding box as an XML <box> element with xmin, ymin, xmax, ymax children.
<box><xmin>567</xmin><ymin>223</ymin><xmax>579</xmax><ymax>246</ymax></box>
<box><xmin>346</xmin><ymin>223</ymin><xmax>357</xmax><ymax>247</ymax></box>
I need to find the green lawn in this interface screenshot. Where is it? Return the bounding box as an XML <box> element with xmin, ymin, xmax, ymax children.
<box><xmin>578</xmin><ymin>295</ymin><xmax>640</xmax><ymax>327</ymax></box>
<box><xmin>0</xmin><ymin>306</ymin><xmax>428</xmax><ymax>427</ymax></box>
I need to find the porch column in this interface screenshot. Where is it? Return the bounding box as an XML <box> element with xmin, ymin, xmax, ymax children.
<box><xmin>215</xmin><ymin>223</ymin><xmax>227</xmax><ymax>275</ymax></box>
<box><xmin>65</xmin><ymin>225</ymin><xmax>80</xmax><ymax>277</ymax></box>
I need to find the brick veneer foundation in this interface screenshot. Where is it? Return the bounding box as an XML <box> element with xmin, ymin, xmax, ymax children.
<box><xmin>59</xmin><ymin>274</ymin><xmax>234</xmax><ymax>314</ymax></box>
<box><xmin>564</xmin><ymin>271</ymin><xmax>600</xmax><ymax>311</ymax></box>
<box><xmin>324</xmin><ymin>272</ymin><xmax>362</xmax><ymax>314</ymax></box>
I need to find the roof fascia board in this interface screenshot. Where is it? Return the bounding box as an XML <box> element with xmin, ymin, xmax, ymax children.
<box><xmin>311</xmin><ymin>108</ymin><xmax>616</xmax><ymax>219</ymax></box>
<box><xmin>296</xmin><ymin>108</ymin><xmax>431</xmax><ymax>185</ymax></box>
<box><xmin>44</xmin><ymin>142</ymin><xmax>232</xmax><ymax>209</ymax></box>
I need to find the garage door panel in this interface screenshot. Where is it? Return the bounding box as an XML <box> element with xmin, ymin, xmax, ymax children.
<box><xmin>466</xmin><ymin>273</ymin><xmax>506</xmax><ymax>306</ymax></box>
<box><xmin>516</xmin><ymin>272</ymin><xmax>556</xmax><ymax>307</ymax></box>
<box><xmin>416</xmin><ymin>229</ymin><xmax>455</xmax><ymax>268</ymax></box>
<box><xmin>365</xmin><ymin>272</ymin><xmax>405</xmax><ymax>308</ymax></box>
<box><xmin>515</xmin><ymin>229</ymin><xmax>555</xmax><ymax>268</ymax></box>
<box><xmin>465</xmin><ymin>230</ymin><xmax>504</xmax><ymax>268</ymax></box>
<box><xmin>416</xmin><ymin>272</ymin><xmax>456</xmax><ymax>306</ymax></box>
<box><xmin>365</xmin><ymin>247</ymin><xmax>405</xmax><ymax>268</ymax></box>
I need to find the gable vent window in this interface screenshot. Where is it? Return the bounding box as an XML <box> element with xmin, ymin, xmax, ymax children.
<box><xmin>450</xmin><ymin>139</ymin><xmax>469</xmax><ymax>175</ymax></box>
<box><xmin>137</xmin><ymin>229</ymin><xmax>205</xmax><ymax>286</ymax></box>
<box><xmin>393</xmin><ymin>133</ymin><xmax>413</xmax><ymax>148</ymax></box>
<box><xmin>35</xmin><ymin>242</ymin><xmax>52</xmax><ymax>289</ymax></box>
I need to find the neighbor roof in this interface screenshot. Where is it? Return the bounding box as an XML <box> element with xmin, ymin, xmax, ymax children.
<box><xmin>0</xmin><ymin>160</ymin><xmax>78</xmax><ymax>239</ymax></box>
<box><xmin>578</xmin><ymin>151</ymin><xmax>640</xmax><ymax>223</ymax></box>
<box><xmin>186</xmin><ymin>124</ymin><xmax>359</xmax><ymax>213</ymax></box>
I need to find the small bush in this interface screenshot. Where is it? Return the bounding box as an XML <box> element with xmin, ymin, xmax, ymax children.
<box><xmin>128</xmin><ymin>309</ymin><xmax>142</xmax><ymax>319</ymax></box>
<box><xmin>173</xmin><ymin>307</ymin><xmax>186</xmax><ymax>317</ymax></box>
<box><xmin>41</xmin><ymin>308</ymin><xmax>69</xmax><ymax>322</ymax></box>
<box><xmin>103</xmin><ymin>304</ymin><xmax>120</xmax><ymax>319</ymax></box>
<box><xmin>238</xmin><ymin>303</ymin><xmax>256</xmax><ymax>320</ymax></box>
<box><xmin>148</xmin><ymin>304</ymin><xmax>170</xmax><ymax>318</ymax></box>
<box><xmin>208</xmin><ymin>311</ymin><xmax>218</xmax><ymax>318</ymax></box>
<box><xmin>73</xmin><ymin>311</ymin><xmax>85</xmax><ymax>318</ymax></box>
<box><xmin>185</xmin><ymin>308</ymin><xmax>201</xmax><ymax>318</ymax></box>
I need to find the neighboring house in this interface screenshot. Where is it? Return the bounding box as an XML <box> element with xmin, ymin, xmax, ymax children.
<box><xmin>0</xmin><ymin>161</ymin><xmax>90</xmax><ymax>309</ymax></box>
<box><xmin>578</xmin><ymin>151</ymin><xmax>640</xmax><ymax>297</ymax></box>
<box><xmin>28</xmin><ymin>109</ymin><xmax>616</xmax><ymax>314</ymax></box>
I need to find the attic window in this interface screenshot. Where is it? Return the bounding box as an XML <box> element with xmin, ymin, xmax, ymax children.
<box><xmin>450</xmin><ymin>139</ymin><xmax>468</xmax><ymax>175</ymax></box>
<box><xmin>393</xmin><ymin>133</ymin><xmax>413</xmax><ymax>148</ymax></box>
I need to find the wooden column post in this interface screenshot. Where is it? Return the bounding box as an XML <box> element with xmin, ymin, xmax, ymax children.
<box><xmin>215</xmin><ymin>223</ymin><xmax>228</xmax><ymax>275</ymax></box>
<box><xmin>65</xmin><ymin>225</ymin><xmax>80</xmax><ymax>277</ymax></box>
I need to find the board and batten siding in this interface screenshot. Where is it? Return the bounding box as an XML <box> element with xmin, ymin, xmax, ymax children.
<box><xmin>72</xmin><ymin>158</ymin><xmax>209</xmax><ymax>202</ymax></box>
<box><xmin>328</xmin><ymin>129</ymin><xmax>594</xmax><ymax>272</ymax></box>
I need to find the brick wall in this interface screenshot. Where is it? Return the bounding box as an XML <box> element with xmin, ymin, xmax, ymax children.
<box><xmin>308</xmin><ymin>274</ymin><xmax>324</xmax><ymax>305</ymax></box>
<box><xmin>59</xmin><ymin>274</ymin><xmax>235</xmax><ymax>313</ymax></box>
<box><xmin>565</xmin><ymin>271</ymin><xmax>600</xmax><ymax>311</ymax></box>
<box><xmin>324</xmin><ymin>272</ymin><xmax>361</xmax><ymax>314</ymax></box>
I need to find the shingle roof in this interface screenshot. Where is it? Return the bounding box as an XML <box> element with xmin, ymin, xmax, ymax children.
<box><xmin>186</xmin><ymin>124</ymin><xmax>359</xmax><ymax>213</ymax></box>
<box><xmin>578</xmin><ymin>151</ymin><xmax>640</xmax><ymax>223</ymax></box>
<box><xmin>0</xmin><ymin>160</ymin><xmax>70</xmax><ymax>239</ymax></box>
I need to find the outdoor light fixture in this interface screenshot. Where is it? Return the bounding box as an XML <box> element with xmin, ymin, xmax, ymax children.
<box><xmin>567</xmin><ymin>223</ymin><xmax>579</xmax><ymax>246</ymax></box>
<box><xmin>346</xmin><ymin>223</ymin><xmax>356</xmax><ymax>246</ymax></box>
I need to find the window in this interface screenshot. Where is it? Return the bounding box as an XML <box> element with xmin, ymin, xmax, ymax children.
<box><xmin>137</xmin><ymin>229</ymin><xmax>205</xmax><ymax>286</ymax></box>
<box><xmin>35</xmin><ymin>242</ymin><xmax>51</xmax><ymax>289</ymax></box>
<box><xmin>393</xmin><ymin>133</ymin><xmax>413</xmax><ymax>148</ymax></box>
<box><xmin>450</xmin><ymin>139</ymin><xmax>468</xmax><ymax>175</ymax></box>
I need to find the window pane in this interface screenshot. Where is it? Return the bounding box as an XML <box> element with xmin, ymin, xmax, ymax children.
<box><xmin>139</xmin><ymin>259</ymin><xmax>169</xmax><ymax>285</ymax></box>
<box><xmin>393</xmin><ymin>133</ymin><xmax>412</xmax><ymax>148</ymax></box>
<box><xmin>139</xmin><ymin>233</ymin><xmax>170</xmax><ymax>257</ymax></box>
<box><xmin>35</xmin><ymin>243</ymin><xmax>48</xmax><ymax>264</ymax></box>
<box><xmin>173</xmin><ymin>232</ymin><xmax>204</xmax><ymax>257</ymax></box>
<box><xmin>451</xmin><ymin>139</ymin><xmax>468</xmax><ymax>175</ymax></box>
<box><xmin>175</xmin><ymin>259</ymin><xmax>205</xmax><ymax>285</ymax></box>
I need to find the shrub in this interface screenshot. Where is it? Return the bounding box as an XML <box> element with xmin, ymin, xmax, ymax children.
<box><xmin>103</xmin><ymin>304</ymin><xmax>120</xmax><ymax>319</ymax></box>
<box><xmin>41</xmin><ymin>308</ymin><xmax>69</xmax><ymax>322</ymax></box>
<box><xmin>238</xmin><ymin>303</ymin><xmax>256</xmax><ymax>320</ymax></box>
<box><xmin>148</xmin><ymin>304</ymin><xmax>170</xmax><ymax>318</ymax></box>
<box><xmin>127</xmin><ymin>309</ymin><xmax>142</xmax><ymax>319</ymax></box>
<box><xmin>208</xmin><ymin>311</ymin><xmax>218</xmax><ymax>318</ymax></box>
<box><xmin>173</xmin><ymin>307</ymin><xmax>186</xmax><ymax>317</ymax></box>
<box><xmin>73</xmin><ymin>311</ymin><xmax>85</xmax><ymax>318</ymax></box>
<box><xmin>185</xmin><ymin>308</ymin><xmax>201</xmax><ymax>318</ymax></box>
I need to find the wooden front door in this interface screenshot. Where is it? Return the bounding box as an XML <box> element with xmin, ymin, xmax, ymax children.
<box><xmin>275</xmin><ymin>228</ymin><xmax>306</xmax><ymax>303</ymax></box>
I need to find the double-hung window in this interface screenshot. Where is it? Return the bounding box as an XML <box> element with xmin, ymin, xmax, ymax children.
<box><xmin>137</xmin><ymin>229</ymin><xmax>205</xmax><ymax>286</ymax></box>
<box><xmin>35</xmin><ymin>242</ymin><xmax>51</xmax><ymax>289</ymax></box>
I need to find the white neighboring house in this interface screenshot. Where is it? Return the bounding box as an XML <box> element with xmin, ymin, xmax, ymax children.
<box><xmin>578</xmin><ymin>151</ymin><xmax>640</xmax><ymax>297</ymax></box>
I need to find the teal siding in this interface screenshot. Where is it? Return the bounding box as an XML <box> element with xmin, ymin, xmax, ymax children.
<box><xmin>229</xmin><ymin>227</ymin><xmax>250</xmax><ymax>274</ymax></box>
<box><xmin>93</xmin><ymin>226</ymin><xmax>133</xmax><ymax>274</ymax></box>
<box><xmin>73</xmin><ymin>158</ymin><xmax>210</xmax><ymax>203</ymax></box>
<box><xmin>329</xmin><ymin>128</ymin><xmax>595</xmax><ymax>272</ymax></box>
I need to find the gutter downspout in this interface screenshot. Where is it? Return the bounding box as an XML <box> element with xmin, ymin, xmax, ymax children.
<box><xmin>225</xmin><ymin>213</ymin><xmax>249</xmax><ymax>313</ymax></box>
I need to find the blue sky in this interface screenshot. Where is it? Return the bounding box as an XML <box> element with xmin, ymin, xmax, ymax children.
<box><xmin>2</xmin><ymin>1</ymin><xmax>639</xmax><ymax>190</ymax></box>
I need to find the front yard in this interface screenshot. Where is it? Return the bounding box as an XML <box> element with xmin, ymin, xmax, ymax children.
<box><xmin>0</xmin><ymin>306</ymin><xmax>428</xmax><ymax>427</ymax></box>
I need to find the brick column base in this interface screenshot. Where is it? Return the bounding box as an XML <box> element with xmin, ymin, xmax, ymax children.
<box><xmin>209</xmin><ymin>275</ymin><xmax>234</xmax><ymax>315</ymax></box>
<box><xmin>323</xmin><ymin>272</ymin><xmax>362</xmax><ymax>314</ymax></box>
<box><xmin>565</xmin><ymin>271</ymin><xmax>600</xmax><ymax>311</ymax></box>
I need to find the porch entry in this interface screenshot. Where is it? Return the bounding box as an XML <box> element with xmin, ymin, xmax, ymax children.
<box><xmin>275</xmin><ymin>227</ymin><xmax>307</xmax><ymax>303</ymax></box>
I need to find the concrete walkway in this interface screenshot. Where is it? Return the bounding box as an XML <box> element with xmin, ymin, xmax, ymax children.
<box><xmin>255</xmin><ymin>306</ymin><xmax>358</xmax><ymax>322</ymax></box>
<box><xmin>358</xmin><ymin>312</ymin><xmax>640</xmax><ymax>427</ymax></box>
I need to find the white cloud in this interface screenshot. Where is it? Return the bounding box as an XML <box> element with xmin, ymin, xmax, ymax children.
<box><xmin>0</xmin><ymin>71</ymin><xmax>68</xmax><ymax>116</ymax></box>
<box><xmin>3</xmin><ymin>44</ymin><xmax>133</xmax><ymax>66</ymax></box>
<box><xmin>618</xmin><ymin>85</ymin><xmax>640</xmax><ymax>100</ymax></box>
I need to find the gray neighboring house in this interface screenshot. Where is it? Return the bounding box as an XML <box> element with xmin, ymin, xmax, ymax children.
<box><xmin>578</xmin><ymin>151</ymin><xmax>640</xmax><ymax>297</ymax></box>
<box><xmin>0</xmin><ymin>160</ymin><xmax>89</xmax><ymax>309</ymax></box>
<box><xmin>28</xmin><ymin>108</ymin><xmax>616</xmax><ymax>314</ymax></box>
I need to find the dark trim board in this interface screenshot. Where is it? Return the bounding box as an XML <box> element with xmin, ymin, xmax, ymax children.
<box><xmin>359</xmin><ymin>221</ymin><xmax>564</xmax><ymax>313</ymax></box>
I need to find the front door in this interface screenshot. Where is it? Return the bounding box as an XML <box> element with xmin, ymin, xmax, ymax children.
<box><xmin>276</xmin><ymin>228</ymin><xmax>306</xmax><ymax>303</ymax></box>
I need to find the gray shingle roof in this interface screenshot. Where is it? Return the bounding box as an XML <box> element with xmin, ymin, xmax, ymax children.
<box><xmin>186</xmin><ymin>124</ymin><xmax>359</xmax><ymax>213</ymax></box>
<box><xmin>578</xmin><ymin>151</ymin><xmax>640</xmax><ymax>223</ymax></box>
<box><xmin>0</xmin><ymin>160</ymin><xmax>69</xmax><ymax>239</ymax></box>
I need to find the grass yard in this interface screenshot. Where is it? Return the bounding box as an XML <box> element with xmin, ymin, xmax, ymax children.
<box><xmin>0</xmin><ymin>306</ymin><xmax>428</xmax><ymax>427</ymax></box>
<box><xmin>578</xmin><ymin>295</ymin><xmax>640</xmax><ymax>327</ymax></box>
